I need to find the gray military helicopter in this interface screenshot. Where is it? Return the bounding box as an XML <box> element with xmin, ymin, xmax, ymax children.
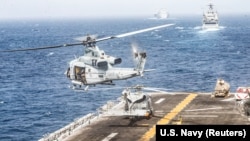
<box><xmin>95</xmin><ymin>85</ymin><xmax>171</xmax><ymax>120</ymax></box>
<box><xmin>1</xmin><ymin>24</ymin><xmax>174</xmax><ymax>91</ymax></box>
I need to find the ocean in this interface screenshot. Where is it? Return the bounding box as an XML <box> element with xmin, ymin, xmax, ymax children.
<box><xmin>0</xmin><ymin>15</ymin><xmax>250</xmax><ymax>140</ymax></box>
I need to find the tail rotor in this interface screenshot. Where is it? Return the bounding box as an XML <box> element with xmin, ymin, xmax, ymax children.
<box><xmin>131</xmin><ymin>41</ymin><xmax>146</xmax><ymax>76</ymax></box>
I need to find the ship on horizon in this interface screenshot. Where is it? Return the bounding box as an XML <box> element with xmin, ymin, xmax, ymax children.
<box><xmin>202</xmin><ymin>3</ymin><xmax>219</xmax><ymax>29</ymax></box>
<box><xmin>154</xmin><ymin>9</ymin><xmax>168</xmax><ymax>19</ymax></box>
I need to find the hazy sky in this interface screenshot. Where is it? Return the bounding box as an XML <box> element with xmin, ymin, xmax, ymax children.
<box><xmin>0</xmin><ymin>0</ymin><xmax>249</xmax><ymax>20</ymax></box>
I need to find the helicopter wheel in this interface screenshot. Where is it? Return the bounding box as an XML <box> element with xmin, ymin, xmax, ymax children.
<box><xmin>145</xmin><ymin>110</ymin><xmax>153</xmax><ymax>120</ymax></box>
<box><xmin>129</xmin><ymin>116</ymin><xmax>136</xmax><ymax>122</ymax></box>
<box><xmin>145</xmin><ymin>112</ymin><xmax>150</xmax><ymax>120</ymax></box>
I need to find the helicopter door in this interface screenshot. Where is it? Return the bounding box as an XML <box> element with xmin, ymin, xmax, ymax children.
<box><xmin>74</xmin><ymin>66</ymin><xmax>86</xmax><ymax>84</ymax></box>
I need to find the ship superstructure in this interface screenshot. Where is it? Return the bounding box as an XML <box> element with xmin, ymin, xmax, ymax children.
<box><xmin>154</xmin><ymin>9</ymin><xmax>168</xmax><ymax>19</ymax></box>
<box><xmin>202</xmin><ymin>3</ymin><xmax>219</xmax><ymax>29</ymax></box>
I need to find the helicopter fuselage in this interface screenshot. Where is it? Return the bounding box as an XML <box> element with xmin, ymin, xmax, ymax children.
<box><xmin>66</xmin><ymin>50</ymin><xmax>146</xmax><ymax>87</ymax></box>
<box><xmin>81</xmin><ymin>46</ymin><xmax>122</xmax><ymax>67</ymax></box>
<box><xmin>98</xmin><ymin>87</ymin><xmax>154</xmax><ymax>118</ymax></box>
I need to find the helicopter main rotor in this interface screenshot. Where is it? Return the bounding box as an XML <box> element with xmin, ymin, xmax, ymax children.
<box><xmin>0</xmin><ymin>24</ymin><xmax>174</xmax><ymax>52</ymax></box>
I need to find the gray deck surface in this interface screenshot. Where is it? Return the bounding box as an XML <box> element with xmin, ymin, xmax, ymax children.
<box><xmin>61</xmin><ymin>92</ymin><xmax>250</xmax><ymax>141</ymax></box>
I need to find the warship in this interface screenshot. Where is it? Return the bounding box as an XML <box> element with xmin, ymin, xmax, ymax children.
<box><xmin>202</xmin><ymin>3</ymin><xmax>219</xmax><ymax>29</ymax></box>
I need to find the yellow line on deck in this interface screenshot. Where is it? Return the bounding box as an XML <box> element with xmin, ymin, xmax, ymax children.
<box><xmin>138</xmin><ymin>93</ymin><xmax>197</xmax><ymax>141</ymax></box>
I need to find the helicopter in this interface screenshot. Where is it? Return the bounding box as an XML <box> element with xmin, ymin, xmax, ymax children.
<box><xmin>95</xmin><ymin>85</ymin><xmax>171</xmax><ymax>120</ymax></box>
<box><xmin>0</xmin><ymin>24</ymin><xmax>174</xmax><ymax>91</ymax></box>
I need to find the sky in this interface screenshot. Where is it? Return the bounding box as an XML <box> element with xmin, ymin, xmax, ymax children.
<box><xmin>0</xmin><ymin>0</ymin><xmax>249</xmax><ymax>20</ymax></box>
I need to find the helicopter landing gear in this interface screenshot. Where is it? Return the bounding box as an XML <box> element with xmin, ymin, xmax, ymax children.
<box><xmin>145</xmin><ymin>110</ymin><xmax>154</xmax><ymax>120</ymax></box>
<box><xmin>66</xmin><ymin>67</ymin><xmax>70</xmax><ymax>78</ymax></box>
<box><xmin>124</xmin><ymin>102</ymin><xmax>129</xmax><ymax>111</ymax></box>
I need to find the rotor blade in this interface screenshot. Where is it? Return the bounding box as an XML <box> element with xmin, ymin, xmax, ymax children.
<box><xmin>0</xmin><ymin>42</ymin><xmax>83</xmax><ymax>52</ymax></box>
<box><xmin>72</xmin><ymin>86</ymin><xmax>127</xmax><ymax>92</ymax></box>
<box><xmin>95</xmin><ymin>23</ymin><xmax>175</xmax><ymax>42</ymax></box>
<box><xmin>88</xmin><ymin>87</ymin><xmax>126</xmax><ymax>91</ymax></box>
<box><xmin>1</xmin><ymin>23</ymin><xmax>174</xmax><ymax>52</ymax></box>
<box><xmin>144</xmin><ymin>87</ymin><xmax>172</xmax><ymax>91</ymax></box>
<box><xmin>74</xmin><ymin>34</ymin><xmax>98</xmax><ymax>41</ymax></box>
<box><xmin>143</xmin><ymin>69</ymin><xmax>156</xmax><ymax>72</ymax></box>
<box><xmin>142</xmin><ymin>87</ymin><xmax>173</xmax><ymax>94</ymax></box>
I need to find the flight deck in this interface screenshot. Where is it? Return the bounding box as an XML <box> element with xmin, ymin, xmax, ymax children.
<box><xmin>39</xmin><ymin>92</ymin><xmax>250</xmax><ymax>141</ymax></box>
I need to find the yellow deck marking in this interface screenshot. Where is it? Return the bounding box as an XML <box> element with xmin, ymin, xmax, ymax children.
<box><xmin>138</xmin><ymin>93</ymin><xmax>197</xmax><ymax>141</ymax></box>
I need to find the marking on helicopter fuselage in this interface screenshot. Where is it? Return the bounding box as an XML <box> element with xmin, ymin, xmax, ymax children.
<box><xmin>138</xmin><ymin>93</ymin><xmax>197</xmax><ymax>141</ymax></box>
<box><xmin>101</xmin><ymin>133</ymin><xmax>118</xmax><ymax>141</ymax></box>
<box><xmin>155</xmin><ymin>98</ymin><xmax>165</xmax><ymax>104</ymax></box>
